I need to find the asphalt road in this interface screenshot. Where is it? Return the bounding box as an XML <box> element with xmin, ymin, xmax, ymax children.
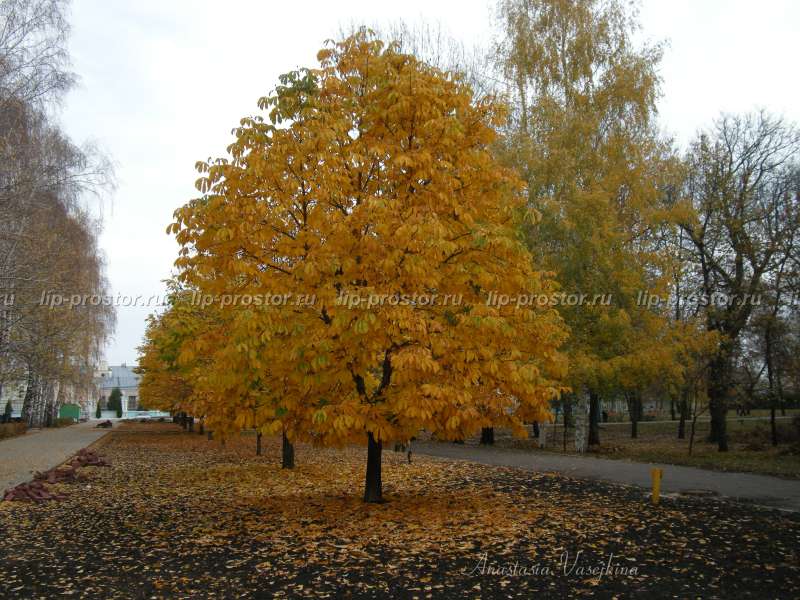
<box><xmin>0</xmin><ymin>421</ymin><xmax>112</xmax><ymax>491</ymax></box>
<box><xmin>414</xmin><ymin>440</ymin><xmax>800</xmax><ymax>512</ymax></box>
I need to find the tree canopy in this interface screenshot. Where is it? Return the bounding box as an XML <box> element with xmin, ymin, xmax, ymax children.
<box><xmin>141</xmin><ymin>30</ymin><xmax>568</xmax><ymax>501</ymax></box>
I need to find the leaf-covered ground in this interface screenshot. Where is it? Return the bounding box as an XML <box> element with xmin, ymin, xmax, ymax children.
<box><xmin>1</xmin><ymin>422</ymin><xmax>798</xmax><ymax>599</ymax></box>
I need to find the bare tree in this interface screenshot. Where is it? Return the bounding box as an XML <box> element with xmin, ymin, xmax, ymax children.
<box><xmin>0</xmin><ymin>0</ymin><xmax>75</xmax><ymax>110</ymax></box>
<box><xmin>680</xmin><ymin>112</ymin><xmax>800</xmax><ymax>451</ymax></box>
<box><xmin>1</xmin><ymin>0</ymin><xmax>114</xmax><ymax>425</ymax></box>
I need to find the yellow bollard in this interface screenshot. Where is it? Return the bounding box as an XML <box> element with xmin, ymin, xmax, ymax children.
<box><xmin>651</xmin><ymin>468</ymin><xmax>663</xmax><ymax>505</ymax></box>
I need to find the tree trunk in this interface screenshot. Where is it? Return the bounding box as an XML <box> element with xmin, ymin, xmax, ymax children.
<box><xmin>588</xmin><ymin>391</ymin><xmax>600</xmax><ymax>446</ymax></box>
<box><xmin>43</xmin><ymin>381</ymin><xmax>56</xmax><ymax>427</ymax></box>
<box><xmin>689</xmin><ymin>410</ymin><xmax>698</xmax><ymax>455</ymax></box>
<box><xmin>770</xmin><ymin>405</ymin><xmax>777</xmax><ymax>447</ymax></box>
<box><xmin>281</xmin><ymin>430</ymin><xmax>294</xmax><ymax>469</ymax></box>
<box><xmin>709</xmin><ymin>400</ymin><xmax>728</xmax><ymax>451</ymax></box>
<box><xmin>364</xmin><ymin>431</ymin><xmax>383</xmax><ymax>503</ymax></box>
<box><xmin>480</xmin><ymin>427</ymin><xmax>494</xmax><ymax>445</ymax></box>
<box><xmin>563</xmin><ymin>399</ymin><xmax>573</xmax><ymax>428</ymax></box>
<box><xmin>778</xmin><ymin>368</ymin><xmax>786</xmax><ymax>416</ymax></box>
<box><xmin>256</xmin><ymin>431</ymin><xmax>262</xmax><ymax>456</ymax></box>
<box><xmin>631</xmin><ymin>400</ymin><xmax>638</xmax><ymax>440</ymax></box>
<box><xmin>669</xmin><ymin>398</ymin><xmax>676</xmax><ymax>421</ymax></box>
<box><xmin>199</xmin><ymin>421</ymin><xmax>204</xmax><ymax>435</ymax></box>
<box><xmin>708</xmin><ymin>407</ymin><xmax>720</xmax><ymax>442</ymax></box>
<box><xmin>707</xmin><ymin>354</ymin><xmax>729</xmax><ymax>451</ymax></box>
<box><xmin>207</xmin><ymin>430</ymin><xmax>213</xmax><ymax>441</ymax></box>
<box><xmin>563</xmin><ymin>398</ymin><xmax>572</xmax><ymax>452</ymax></box>
<box><xmin>627</xmin><ymin>392</ymin><xmax>641</xmax><ymax>439</ymax></box>
<box><xmin>677</xmin><ymin>390</ymin><xmax>688</xmax><ymax>440</ymax></box>
<box><xmin>22</xmin><ymin>369</ymin><xmax>46</xmax><ymax>428</ymax></box>
<box><xmin>765</xmin><ymin>326</ymin><xmax>779</xmax><ymax>447</ymax></box>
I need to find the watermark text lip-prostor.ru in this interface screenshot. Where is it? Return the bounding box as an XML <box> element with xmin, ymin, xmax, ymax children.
<box><xmin>31</xmin><ymin>288</ymin><xmax>766</xmax><ymax>311</ymax></box>
<box><xmin>37</xmin><ymin>291</ymin><xmax>170</xmax><ymax>309</ymax></box>
<box><xmin>485</xmin><ymin>291</ymin><xmax>612</xmax><ymax>308</ymax></box>
<box><xmin>636</xmin><ymin>290</ymin><xmax>762</xmax><ymax>308</ymax></box>
<box><xmin>30</xmin><ymin>290</ymin><xmax>617</xmax><ymax>310</ymax></box>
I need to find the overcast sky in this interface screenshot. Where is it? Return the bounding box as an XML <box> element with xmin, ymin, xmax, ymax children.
<box><xmin>59</xmin><ymin>0</ymin><xmax>800</xmax><ymax>366</ymax></box>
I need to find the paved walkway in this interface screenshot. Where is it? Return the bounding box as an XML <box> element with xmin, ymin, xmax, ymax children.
<box><xmin>414</xmin><ymin>441</ymin><xmax>800</xmax><ymax>512</ymax></box>
<box><xmin>0</xmin><ymin>421</ymin><xmax>113</xmax><ymax>491</ymax></box>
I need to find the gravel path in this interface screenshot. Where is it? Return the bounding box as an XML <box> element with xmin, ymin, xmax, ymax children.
<box><xmin>0</xmin><ymin>421</ymin><xmax>113</xmax><ymax>491</ymax></box>
<box><xmin>414</xmin><ymin>441</ymin><xmax>800</xmax><ymax>512</ymax></box>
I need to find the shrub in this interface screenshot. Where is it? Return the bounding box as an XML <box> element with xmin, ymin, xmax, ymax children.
<box><xmin>108</xmin><ymin>387</ymin><xmax>123</xmax><ymax>418</ymax></box>
<box><xmin>0</xmin><ymin>422</ymin><xmax>26</xmax><ymax>440</ymax></box>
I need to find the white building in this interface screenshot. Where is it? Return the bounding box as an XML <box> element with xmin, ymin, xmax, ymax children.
<box><xmin>96</xmin><ymin>363</ymin><xmax>141</xmax><ymax>415</ymax></box>
<box><xmin>0</xmin><ymin>381</ymin><xmax>26</xmax><ymax>419</ymax></box>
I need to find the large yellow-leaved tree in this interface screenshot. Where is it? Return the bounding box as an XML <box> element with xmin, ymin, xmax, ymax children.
<box><xmin>168</xmin><ymin>30</ymin><xmax>567</xmax><ymax>501</ymax></box>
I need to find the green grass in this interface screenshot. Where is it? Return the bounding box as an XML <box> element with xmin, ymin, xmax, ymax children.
<box><xmin>487</xmin><ymin>416</ymin><xmax>800</xmax><ymax>479</ymax></box>
<box><xmin>599</xmin><ymin>444</ymin><xmax>800</xmax><ymax>479</ymax></box>
<box><xmin>746</xmin><ymin>408</ymin><xmax>800</xmax><ymax>418</ymax></box>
